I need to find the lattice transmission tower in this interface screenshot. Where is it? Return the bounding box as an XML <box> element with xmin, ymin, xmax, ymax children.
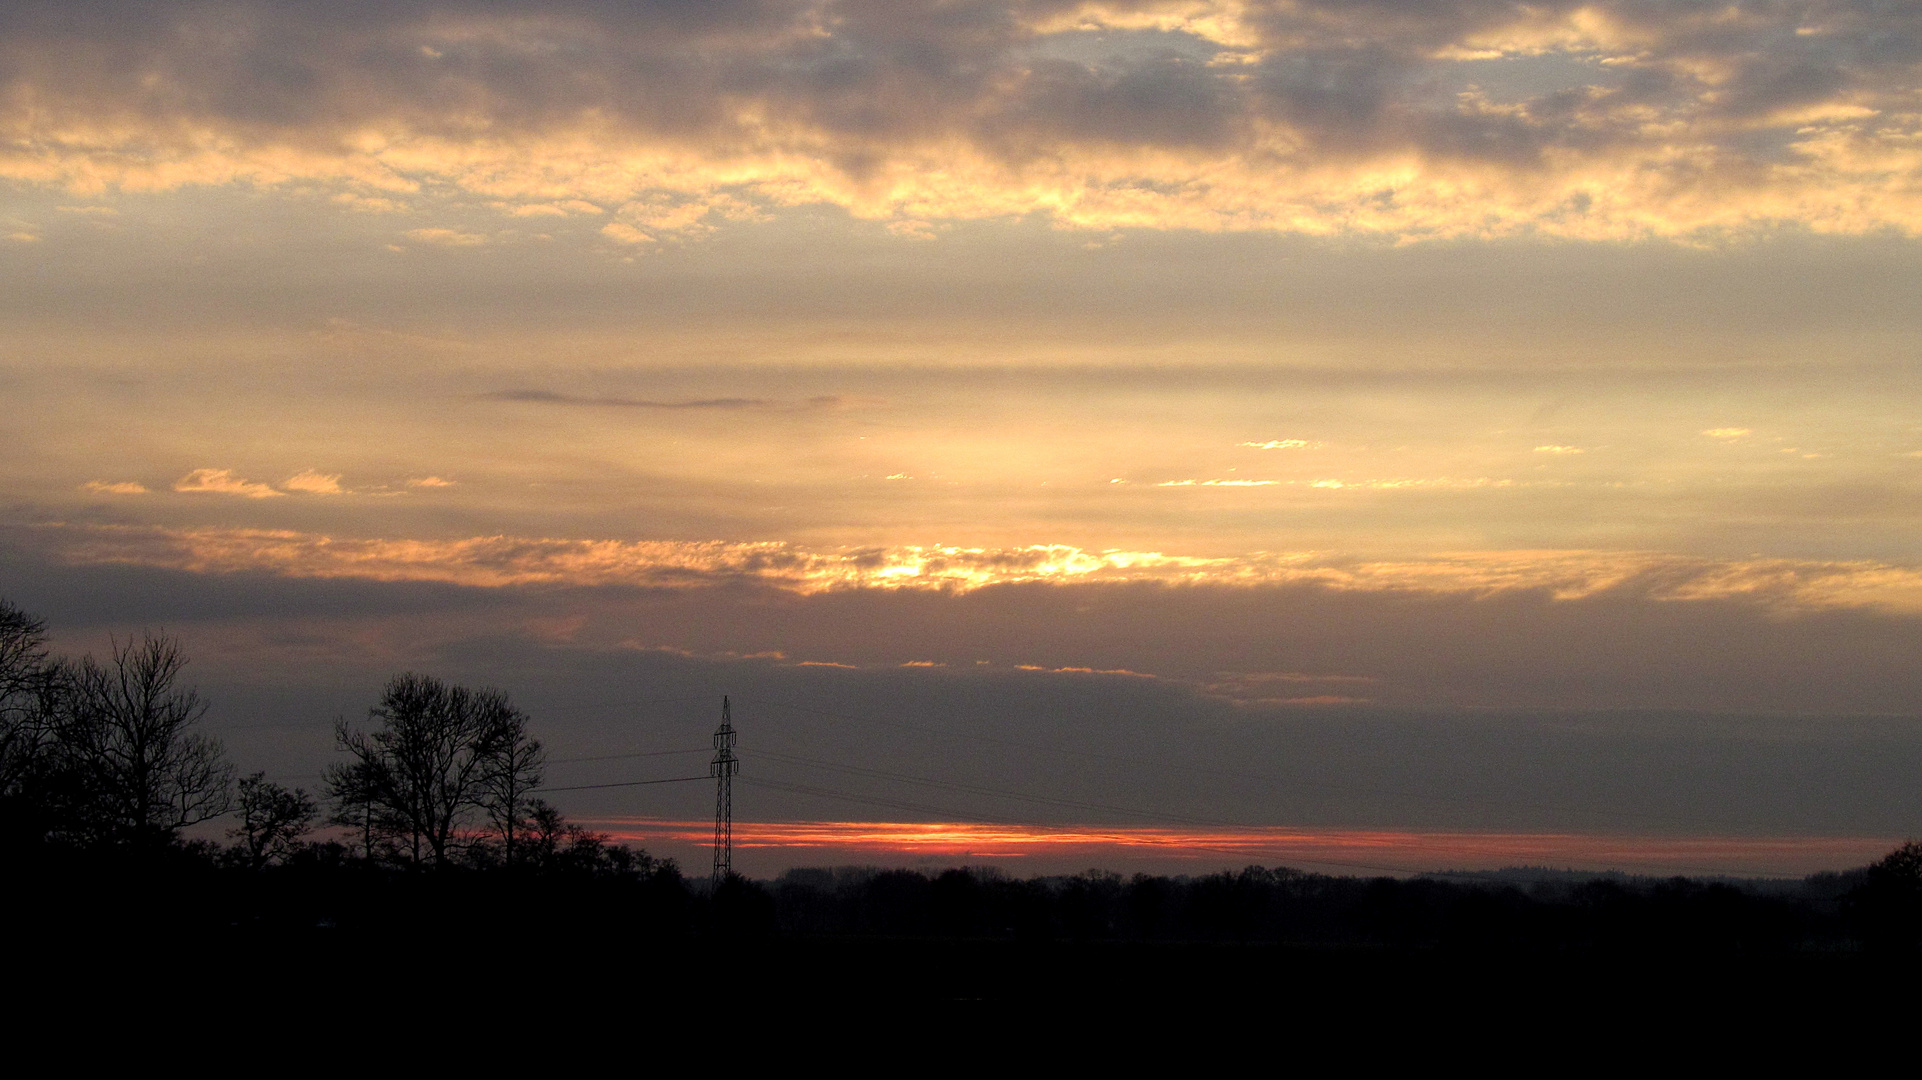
<box><xmin>710</xmin><ymin>696</ymin><xmax>738</xmax><ymax>884</ymax></box>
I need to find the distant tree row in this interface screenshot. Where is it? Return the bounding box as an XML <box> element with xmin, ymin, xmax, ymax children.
<box><xmin>0</xmin><ymin>598</ymin><xmax>653</xmax><ymax>877</ymax></box>
<box><xmin>762</xmin><ymin>858</ymin><xmax>1922</xmax><ymax>951</ymax></box>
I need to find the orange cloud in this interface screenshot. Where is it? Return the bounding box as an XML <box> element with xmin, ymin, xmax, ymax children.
<box><xmin>29</xmin><ymin>523</ymin><xmax>1922</xmax><ymax>613</ymax></box>
<box><xmin>80</xmin><ymin>480</ymin><xmax>147</xmax><ymax>495</ymax></box>
<box><xmin>171</xmin><ymin>469</ymin><xmax>283</xmax><ymax>499</ymax></box>
<box><xmin>281</xmin><ymin>470</ymin><xmax>346</xmax><ymax>495</ymax></box>
<box><xmin>403</xmin><ymin>227</ymin><xmax>486</xmax><ymax>246</ymax></box>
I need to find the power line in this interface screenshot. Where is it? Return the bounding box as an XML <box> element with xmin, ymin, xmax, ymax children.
<box><xmin>521</xmin><ymin>694</ymin><xmax>724</xmax><ymax>714</ymax></box>
<box><xmin>753</xmin><ymin>747</ymin><xmax>1230</xmax><ymax>828</ymax></box>
<box><xmin>547</xmin><ymin>747</ymin><xmax>709</xmax><ymax>766</ymax></box>
<box><xmin>537</xmin><ymin>774</ymin><xmax>710</xmax><ymax>793</ymax></box>
<box><xmin>267</xmin><ymin>745</ymin><xmax>708</xmax><ymax>784</ymax></box>
<box><xmin>465</xmin><ymin>697</ymin><xmax>1813</xmax><ymax>880</ymax></box>
<box><xmin>732</xmin><ymin>694</ymin><xmax>1722</xmax><ymax>831</ymax></box>
<box><xmin>742</xmin><ymin>751</ymin><xmax>1806</xmax><ymax>881</ymax></box>
<box><xmin>741</xmin><ymin>775</ymin><xmax>1500</xmax><ymax>880</ymax></box>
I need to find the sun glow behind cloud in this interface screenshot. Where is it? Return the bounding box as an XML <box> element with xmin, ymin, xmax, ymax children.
<box><xmin>33</xmin><ymin>523</ymin><xmax>1922</xmax><ymax>614</ymax></box>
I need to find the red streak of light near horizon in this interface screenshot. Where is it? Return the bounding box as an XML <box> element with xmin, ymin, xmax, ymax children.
<box><xmin>581</xmin><ymin>819</ymin><xmax>1896</xmax><ymax>876</ymax></box>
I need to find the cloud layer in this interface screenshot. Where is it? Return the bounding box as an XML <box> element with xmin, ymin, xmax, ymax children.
<box><xmin>34</xmin><ymin>521</ymin><xmax>1922</xmax><ymax>613</ymax></box>
<box><xmin>6</xmin><ymin>1</ymin><xmax>1921</xmax><ymax>240</ymax></box>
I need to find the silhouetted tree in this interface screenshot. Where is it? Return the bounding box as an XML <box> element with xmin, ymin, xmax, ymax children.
<box><xmin>228</xmin><ymin>772</ymin><xmax>316</xmax><ymax>868</ymax></box>
<box><xmin>521</xmin><ymin>798</ymin><xmax>593</xmax><ymax>872</ymax></box>
<box><xmin>1850</xmin><ymin>840</ymin><xmax>1922</xmax><ymax>950</ymax></box>
<box><xmin>0</xmin><ymin>600</ymin><xmax>47</xmax><ymax>722</ymax></box>
<box><xmin>43</xmin><ymin>633</ymin><xmax>233</xmax><ymax>847</ymax></box>
<box><xmin>1869</xmin><ymin>841</ymin><xmax>1922</xmax><ymax>887</ymax></box>
<box><xmin>0</xmin><ymin>600</ymin><xmax>54</xmax><ymax>833</ymax></box>
<box><xmin>324</xmin><ymin>751</ymin><xmax>383</xmax><ymax>861</ymax></box>
<box><xmin>325</xmin><ymin>673</ymin><xmax>536</xmax><ymax>867</ymax></box>
<box><xmin>476</xmin><ymin>702</ymin><xmax>543</xmax><ymax>866</ymax></box>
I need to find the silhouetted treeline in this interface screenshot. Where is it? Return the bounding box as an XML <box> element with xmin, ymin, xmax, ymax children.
<box><xmin>760</xmin><ymin>863</ymin><xmax>1897</xmax><ymax>953</ymax></box>
<box><xmin>17</xmin><ymin>847</ymin><xmax>1922</xmax><ymax>963</ymax></box>
<box><xmin>11</xmin><ymin>597</ymin><xmax>1922</xmax><ymax>962</ymax></box>
<box><xmin>0</xmin><ymin>597</ymin><xmax>661</xmax><ymax>879</ymax></box>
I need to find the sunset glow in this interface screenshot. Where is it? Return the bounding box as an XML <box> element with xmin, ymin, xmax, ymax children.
<box><xmin>588</xmin><ymin>819</ymin><xmax>1898</xmax><ymax>878</ymax></box>
<box><xmin>9</xmin><ymin>0</ymin><xmax>1922</xmax><ymax>878</ymax></box>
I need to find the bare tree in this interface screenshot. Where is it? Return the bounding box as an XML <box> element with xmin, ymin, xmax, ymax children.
<box><xmin>228</xmin><ymin>772</ymin><xmax>316</xmax><ymax>868</ymax></box>
<box><xmin>477</xmin><ymin>697</ymin><xmax>544</xmax><ymax>866</ymax></box>
<box><xmin>46</xmin><ymin>633</ymin><xmax>234</xmax><ymax>847</ymax></box>
<box><xmin>0</xmin><ymin>600</ymin><xmax>47</xmax><ymax>707</ymax></box>
<box><xmin>0</xmin><ymin>600</ymin><xmax>52</xmax><ymax>799</ymax></box>
<box><xmin>0</xmin><ymin>600</ymin><xmax>58</xmax><ymax>843</ymax></box>
<box><xmin>324</xmin><ymin>747</ymin><xmax>385</xmax><ymax>861</ymax></box>
<box><xmin>326</xmin><ymin>673</ymin><xmax>535</xmax><ymax>867</ymax></box>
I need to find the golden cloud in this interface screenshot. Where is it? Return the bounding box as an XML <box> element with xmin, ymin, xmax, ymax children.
<box><xmin>31</xmin><ymin>522</ymin><xmax>1922</xmax><ymax>614</ymax></box>
<box><xmin>3</xmin><ymin>2</ymin><xmax>1920</xmax><ymax>241</ymax></box>
<box><xmin>281</xmin><ymin>470</ymin><xmax>346</xmax><ymax>495</ymax></box>
<box><xmin>170</xmin><ymin>469</ymin><xmax>284</xmax><ymax>499</ymax></box>
<box><xmin>403</xmin><ymin>227</ymin><xmax>487</xmax><ymax>246</ymax></box>
<box><xmin>79</xmin><ymin>480</ymin><xmax>147</xmax><ymax>495</ymax></box>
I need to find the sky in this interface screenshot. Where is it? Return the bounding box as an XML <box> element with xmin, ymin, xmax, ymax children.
<box><xmin>5</xmin><ymin>0</ymin><xmax>1922</xmax><ymax>876</ymax></box>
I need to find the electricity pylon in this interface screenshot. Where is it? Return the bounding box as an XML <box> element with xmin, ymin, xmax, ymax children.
<box><xmin>710</xmin><ymin>696</ymin><xmax>738</xmax><ymax>885</ymax></box>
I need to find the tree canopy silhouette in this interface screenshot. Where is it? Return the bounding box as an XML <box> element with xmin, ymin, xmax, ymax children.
<box><xmin>326</xmin><ymin>673</ymin><xmax>543</xmax><ymax>867</ymax></box>
<box><xmin>0</xmin><ymin>600</ymin><xmax>54</xmax><ymax>843</ymax></box>
<box><xmin>41</xmin><ymin>633</ymin><xmax>234</xmax><ymax>848</ymax></box>
<box><xmin>229</xmin><ymin>772</ymin><xmax>317</xmax><ymax>868</ymax></box>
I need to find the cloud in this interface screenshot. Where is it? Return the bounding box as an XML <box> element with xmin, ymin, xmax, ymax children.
<box><xmin>599</xmin><ymin>222</ymin><xmax>657</xmax><ymax>245</ymax></box>
<box><xmin>281</xmin><ymin>469</ymin><xmax>346</xmax><ymax>495</ymax></box>
<box><xmin>13</xmin><ymin>528</ymin><xmax>1922</xmax><ymax>722</ymax></box>
<box><xmin>1240</xmin><ymin>440</ymin><xmax>1318</xmax><ymax>450</ymax></box>
<box><xmin>80</xmin><ymin>480</ymin><xmax>147</xmax><ymax>495</ymax></box>
<box><xmin>1309</xmin><ymin>477</ymin><xmax>1518</xmax><ymax>490</ymax></box>
<box><xmin>4</xmin><ymin>1</ymin><xmax>1922</xmax><ymax>241</ymax></box>
<box><xmin>1703</xmin><ymin>428</ymin><xmax>1754</xmax><ymax>439</ymax></box>
<box><xmin>1166</xmin><ymin>479</ymin><xmax>1284</xmax><ymax>487</ymax></box>
<box><xmin>403</xmin><ymin>228</ymin><xmax>486</xmax><ymax>246</ymax></box>
<box><xmin>29</xmin><ymin>522</ymin><xmax>1922</xmax><ymax>615</ymax></box>
<box><xmin>1533</xmin><ymin>445</ymin><xmax>1584</xmax><ymax>454</ymax></box>
<box><xmin>1161</xmin><ymin>476</ymin><xmax>1521</xmax><ymax>490</ymax></box>
<box><xmin>171</xmin><ymin>469</ymin><xmax>284</xmax><ymax>499</ymax></box>
<box><xmin>503</xmin><ymin>200</ymin><xmax>603</xmax><ymax>217</ymax></box>
<box><xmin>483</xmin><ymin>389</ymin><xmax>767</xmax><ymax>409</ymax></box>
<box><xmin>407</xmin><ymin>476</ymin><xmax>457</xmax><ymax>488</ymax></box>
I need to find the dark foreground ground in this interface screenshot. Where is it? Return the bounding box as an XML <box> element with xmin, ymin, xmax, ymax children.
<box><xmin>12</xmin><ymin>855</ymin><xmax>1922</xmax><ymax>1050</ymax></box>
<box><xmin>21</xmin><ymin>930</ymin><xmax>1922</xmax><ymax>1060</ymax></box>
